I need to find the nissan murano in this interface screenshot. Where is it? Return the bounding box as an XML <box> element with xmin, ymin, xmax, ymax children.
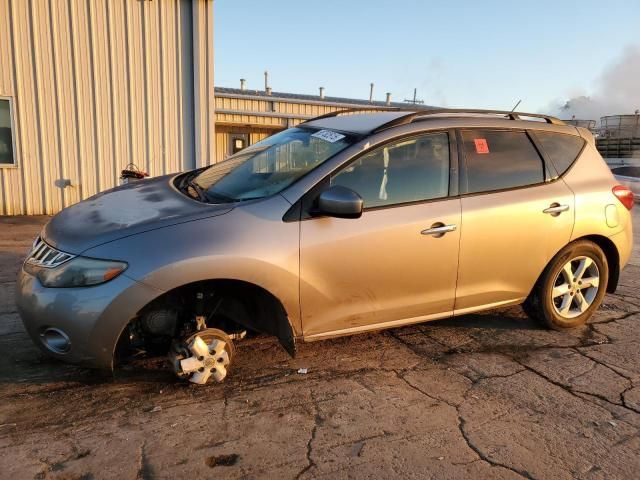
<box><xmin>17</xmin><ymin>109</ymin><xmax>634</xmax><ymax>384</ymax></box>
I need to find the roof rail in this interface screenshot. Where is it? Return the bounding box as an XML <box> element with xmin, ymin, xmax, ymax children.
<box><xmin>301</xmin><ymin>107</ymin><xmax>409</xmax><ymax>123</ymax></box>
<box><xmin>371</xmin><ymin>109</ymin><xmax>566</xmax><ymax>133</ymax></box>
<box><xmin>301</xmin><ymin>108</ymin><xmax>565</xmax><ymax>132</ymax></box>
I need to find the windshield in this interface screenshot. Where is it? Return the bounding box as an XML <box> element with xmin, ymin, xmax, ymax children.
<box><xmin>181</xmin><ymin>127</ymin><xmax>356</xmax><ymax>203</ymax></box>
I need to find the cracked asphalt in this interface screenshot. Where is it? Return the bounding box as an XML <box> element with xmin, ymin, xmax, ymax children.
<box><xmin>0</xmin><ymin>211</ymin><xmax>639</xmax><ymax>480</ymax></box>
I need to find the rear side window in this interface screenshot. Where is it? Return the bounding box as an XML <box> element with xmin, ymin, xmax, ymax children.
<box><xmin>534</xmin><ymin>131</ymin><xmax>585</xmax><ymax>176</ymax></box>
<box><xmin>461</xmin><ymin>130</ymin><xmax>544</xmax><ymax>194</ymax></box>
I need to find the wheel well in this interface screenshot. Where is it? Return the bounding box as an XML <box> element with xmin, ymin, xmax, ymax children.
<box><xmin>526</xmin><ymin>234</ymin><xmax>621</xmax><ymax>307</ymax></box>
<box><xmin>118</xmin><ymin>279</ymin><xmax>296</xmax><ymax>359</ymax></box>
<box><xmin>579</xmin><ymin>235</ymin><xmax>620</xmax><ymax>293</ymax></box>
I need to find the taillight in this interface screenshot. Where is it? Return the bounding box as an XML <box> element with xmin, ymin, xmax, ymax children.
<box><xmin>613</xmin><ymin>185</ymin><xmax>635</xmax><ymax>210</ymax></box>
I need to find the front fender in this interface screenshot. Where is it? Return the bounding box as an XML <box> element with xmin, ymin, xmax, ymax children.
<box><xmin>82</xmin><ymin>200</ymin><xmax>302</xmax><ymax>339</ymax></box>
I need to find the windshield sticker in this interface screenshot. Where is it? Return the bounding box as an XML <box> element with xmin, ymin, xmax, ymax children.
<box><xmin>474</xmin><ymin>138</ymin><xmax>490</xmax><ymax>154</ymax></box>
<box><xmin>312</xmin><ymin>130</ymin><xmax>346</xmax><ymax>143</ymax></box>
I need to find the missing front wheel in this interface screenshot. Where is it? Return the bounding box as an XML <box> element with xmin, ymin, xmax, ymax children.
<box><xmin>169</xmin><ymin>328</ymin><xmax>236</xmax><ymax>385</ymax></box>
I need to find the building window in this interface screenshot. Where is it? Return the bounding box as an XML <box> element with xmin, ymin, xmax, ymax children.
<box><xmin>229</xmin><ymin>133</ymin><xmax>249</xmax><ymax>157</ymax></box>
<box><xmin>0</xmin><ymin>98</ymin><xmax>16</xmax><ymax>167</ymax></box>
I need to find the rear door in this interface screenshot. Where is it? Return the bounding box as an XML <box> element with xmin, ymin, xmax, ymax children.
<box><xmin>455</xmin><ymin>129</ymin><xmax>575</xmax><ymax>313</ymax></box>
<box><xmin>299</xmin><ymin>131</ymin><xmax>461</xmax><ymax>338</ymax></box>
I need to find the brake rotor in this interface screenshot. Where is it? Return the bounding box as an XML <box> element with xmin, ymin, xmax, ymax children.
<box><xmin>172</xmin><ymin>328</ymin><xmax>235</xmax><ymax>385</ymax></box>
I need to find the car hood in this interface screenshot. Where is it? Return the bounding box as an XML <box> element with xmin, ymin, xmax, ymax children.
<box><xmin>42</xmin><ymin>175</ymin><xmax>234</xmax><ymax>254</ymax></box>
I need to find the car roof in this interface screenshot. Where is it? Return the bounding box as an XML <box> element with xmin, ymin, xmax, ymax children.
<box><xmin>303</xmin><ymin>111</ymin><xmax>418</xmax><ymax>135</ymax></box>
<box><xmin>301</xmin><ymin>109</ymin><xmax>569</xmax><ymax>136</ymax></box>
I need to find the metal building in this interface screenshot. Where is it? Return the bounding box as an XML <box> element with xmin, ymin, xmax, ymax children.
<box><xmin>597</xmin><ymin>114</ymin><xmax>640</xmax><ymax>164</ymax></box>
<box><xmin>0</xmin><ymin>0</ymin><xmax>215</xmax><ymax>215</ymax></box>
<box><xmin>214</xmin><ymin>85</ymin><xmax>432</xmax><ymax>162</ymax></box>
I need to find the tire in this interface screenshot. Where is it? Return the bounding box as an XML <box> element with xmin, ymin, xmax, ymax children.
<box><xmin>526</xmin><ymin>240</ymin><xmax>609</xmax><ymax>330</ymax></box>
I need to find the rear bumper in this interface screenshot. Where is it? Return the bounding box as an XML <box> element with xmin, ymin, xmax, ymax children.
<box><xmin>16</xmin><ymin>268</ymin><xmax>163</xmax><ymax>369</ymax></box>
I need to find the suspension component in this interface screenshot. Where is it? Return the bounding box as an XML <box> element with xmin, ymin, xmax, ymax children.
<box><xmin>195</xmin><ymin>291</ymin><xmax>207</xmax><ymax>331</ymax></box>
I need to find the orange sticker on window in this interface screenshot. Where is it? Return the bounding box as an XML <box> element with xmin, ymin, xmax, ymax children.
<box><xmin>474</xmin><ymin>138</ymin><xmax>489</xmax><ymax>154</ymax></box>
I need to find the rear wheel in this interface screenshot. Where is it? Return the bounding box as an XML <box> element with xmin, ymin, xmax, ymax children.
<box><xmin>527</xmin><ymin>240</ymin><xmax>608</xmax><ymax>329</ymax></box>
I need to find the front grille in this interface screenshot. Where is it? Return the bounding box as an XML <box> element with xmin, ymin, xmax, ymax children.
<box><xmin>25</xmin><ymin>237</ymin><xmax>75</xmax><ymax>268</ymax></box>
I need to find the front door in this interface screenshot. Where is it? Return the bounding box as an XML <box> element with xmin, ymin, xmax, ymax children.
<box><xmin>299</xmin><ymin>131</ymin><xmax>461</xmax><ymax>338</ymax></box>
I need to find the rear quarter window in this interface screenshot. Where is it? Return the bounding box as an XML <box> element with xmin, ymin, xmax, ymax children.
<box><xmin>533</xmin><ymin>131</ymin><xmax>585</xmax><ymax>176</ymax></box>
<box><xmin>461</xmin><ymin>130</ymin><xmax>545</xmax><ymax>194</ymax></box>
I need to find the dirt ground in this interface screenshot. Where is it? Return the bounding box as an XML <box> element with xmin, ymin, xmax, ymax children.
<box><xmin>0</xmin><ymin>211</ymin><xmax>639</xmax><ymax>480</ymax></box>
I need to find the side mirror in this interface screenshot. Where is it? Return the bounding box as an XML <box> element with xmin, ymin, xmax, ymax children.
<box><xmin>316</xmin><ymin>185</ymin><xmax>363</xmax><ymax>219</ymax></box>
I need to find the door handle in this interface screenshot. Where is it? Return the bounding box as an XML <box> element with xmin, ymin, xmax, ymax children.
<box><xmin>421</xmin><ymin>223</ymin><xmax>457</xmax><ymax>237</ymax></box>
<box><xmin>543</xmin><ymin>203</ymin><xmax>570</xmax><ymax>216</ymax></box>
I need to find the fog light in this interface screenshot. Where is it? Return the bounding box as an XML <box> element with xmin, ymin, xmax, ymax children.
<box><xmin>40</xmin><ymin>328</ymin><xmax>71</xmax><ymax>354</ymax></box>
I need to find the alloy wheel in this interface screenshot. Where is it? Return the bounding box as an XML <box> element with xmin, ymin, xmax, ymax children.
<box><xmin>551</xmin><ymin>256</ymin><xmax>600</xmax><ymax>319</ymax></box>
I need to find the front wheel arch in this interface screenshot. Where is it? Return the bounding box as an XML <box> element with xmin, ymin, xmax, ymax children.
<box><xmin>115</xmin><ymin>279</ymin><xmax>297</xmax><ymax>363</ymax></box>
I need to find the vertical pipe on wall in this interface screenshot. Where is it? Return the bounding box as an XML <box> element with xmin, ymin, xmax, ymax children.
<box><xmin>192</xmin><ymin>0</ymin><xmax>214</xmax><ymax>168</ymax></box>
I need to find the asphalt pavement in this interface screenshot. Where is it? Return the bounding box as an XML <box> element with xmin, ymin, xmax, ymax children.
<box><xmin>0</xmin><ymin>210</ymin><xmax>639</xmax><ymax>479</ymax></box>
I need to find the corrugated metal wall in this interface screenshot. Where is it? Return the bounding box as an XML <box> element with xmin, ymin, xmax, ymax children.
<box><xmin>213</xmin><ymin>94</ymin><xmax>389</xmax><ymax>162</ymax></box>
<box><xmin>0</xmin><ymin>0</ymin><xmax>215</xmax><ymax>215</ymax></box>
<box><xmin>214</xmin><ymin>125</ymin><xmax>275</xmax><ymax>162</ymax></box>
<box><xmin>215</xmin><ymin>95</ymin><xmax>336</xmax><ymax>131</ymax></box>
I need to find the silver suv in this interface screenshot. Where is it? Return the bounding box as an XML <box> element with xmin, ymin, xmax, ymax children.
<box><xmin>17</xmin><ymin>109</ymin><xmax>635</xmax><ymax>384</ymax></box>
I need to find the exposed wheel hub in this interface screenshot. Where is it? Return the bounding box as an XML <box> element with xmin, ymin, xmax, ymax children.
<box><xmin>170</xmin><ymin>328</ymin><xmax>234</xmax><ymax>385</ymax></box>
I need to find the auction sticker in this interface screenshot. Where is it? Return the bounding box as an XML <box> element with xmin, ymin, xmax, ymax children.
<box><xmin>474</xmin><ymin>138</ymin><xmax>489</xmax><ymax>154</ymax></box>
<box><xmin>312</xmin><ymin>130</ymin><xmax>346</xmax><ymax>143</ymax></box>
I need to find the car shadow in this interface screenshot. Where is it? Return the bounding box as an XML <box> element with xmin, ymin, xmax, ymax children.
<box><xmin>0</xmin><ymin>305</ymin><xmax>556</xmax><ymax>390</ymax></box>
<box><xmin>423</xmin><ymin>307</ymin><xmax>541</xmax><ymax>331</ymax></box>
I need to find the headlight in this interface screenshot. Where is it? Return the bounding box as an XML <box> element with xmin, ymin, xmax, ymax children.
<box><xmin>25</xmin><ymin>257</ymin><xmax>128</xmax><ymax>288</ymax></box>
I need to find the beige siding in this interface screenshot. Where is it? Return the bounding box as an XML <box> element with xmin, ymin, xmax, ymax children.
<box><xmin>0</xmin><ymin>0</ymin><xmax>214</xmax><ymax>215</ymax></box>
<box><xmin>213</xmin><ymin>94</ymin><xmax>389</xmax><ymax>161</ymax></box>
<box><xmin>215</xmin><ymin>125</ymin><xmax>276</xmax><ymax>162</ymax></box>
<box><xmin>249</xmin><ymin>131</ymin><xmax>270</xmax><ymax>144</ymax></box>
<box><xmin>215</xmin><ymin>130</ymin><xmax>228</xmax><ymax>163</ymax></box>
<box><xmin>214</xmin><ymin>96</ymin><xmax>339</xmax><ymax>129</ymax></box>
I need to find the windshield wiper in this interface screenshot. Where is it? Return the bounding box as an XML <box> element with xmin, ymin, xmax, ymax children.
<box><xmin>180</xmin><ymin>173</ymin><xmax>209</xmax><ymax>202</ymax></box>
<box><xmin>181</xmin><ymin>172</ymin><xmax>238</xmax><ymax>204</ymax></box>
<box><xmin>188</xmin><ymin>179</ymin><xmax>209</xmax><ymax>202</ymax></box>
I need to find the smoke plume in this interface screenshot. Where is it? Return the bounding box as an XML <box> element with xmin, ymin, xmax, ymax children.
<box><xmin>549</xmin><ymin>45</ymin><xmax>640</xmax><ymax>123</ymax></box>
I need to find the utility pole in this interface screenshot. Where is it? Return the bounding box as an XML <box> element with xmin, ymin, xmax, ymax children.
<box><xmin>403</xmin><ymin>88</ymin><xmax>424</xmax><ymax>105</ymax></box>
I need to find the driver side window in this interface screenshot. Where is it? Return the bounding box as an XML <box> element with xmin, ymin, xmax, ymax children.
<box><xmin>331</xmin><ymin>132</ymin><xmax>450</xmax><ymax>208</ymax></box>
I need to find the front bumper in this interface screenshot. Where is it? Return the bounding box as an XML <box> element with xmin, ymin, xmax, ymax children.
<box><xmin>16</xmin><ymin>268</ymin><xmax>163</xmax><ymax>369</ymax></box>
